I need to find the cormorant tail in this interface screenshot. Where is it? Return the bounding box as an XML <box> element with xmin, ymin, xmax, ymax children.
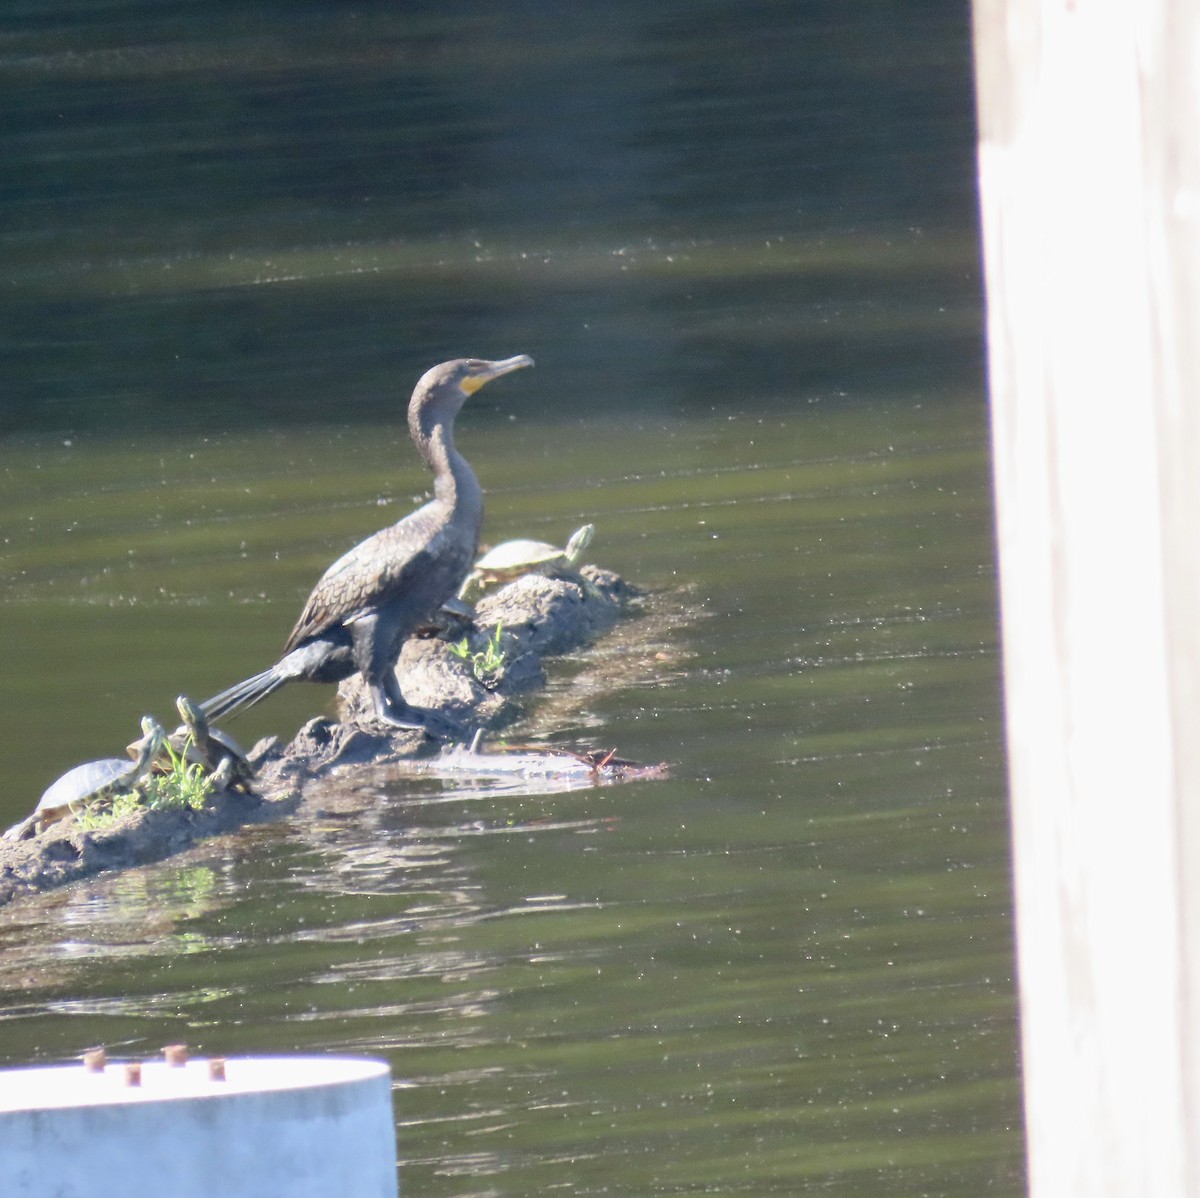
<box><xmin>200</xmin><ymin>667</ymin><xmax>289</xmax><ymax>722</ymax></box>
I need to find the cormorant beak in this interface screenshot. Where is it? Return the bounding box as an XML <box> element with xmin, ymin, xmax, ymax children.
<box><xmin>460</xmin><ymin>354</ymin><xmax>534</xmax><ymax>395</ymax></box>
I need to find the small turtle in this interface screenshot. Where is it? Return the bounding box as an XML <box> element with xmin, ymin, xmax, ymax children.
<box><xmin>127</xmin><ymin>696</ymin><xmax>254</xmax><ymax>787</ymax></box>
<box><xmin>458</xmin><ymin>523</ymin><xmax>595</xmax><ymax>601</ymax></box>
<box><xmin>3</xmin><ymin>717</ymin><xmax>166</xmax><ymax>841</ymax></box>
<box><xmin>128</xmin><ymin>697</ymin><xmax>255</xmax><ymax>793</ymax></box>
<box><xmin>173</xmin><ymin>695</ymin><xmax>255</xmax><ymax>792</ymax></box>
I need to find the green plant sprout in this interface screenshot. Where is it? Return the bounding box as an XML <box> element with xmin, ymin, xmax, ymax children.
<box><xmin>141</xmin><ymin>734</ymin><xmax>214</xmax><ymax>812</ymax></box>
<box><xmin>449</xmin><ymin>621</ymin><xmax>507</xmax><ymax>685</ymax></box>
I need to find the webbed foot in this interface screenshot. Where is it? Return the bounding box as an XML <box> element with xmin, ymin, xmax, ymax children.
<box><xmin>368</xmin><ymin>684</ymin><xmax>462</xmax><ymax>740</ymax></box>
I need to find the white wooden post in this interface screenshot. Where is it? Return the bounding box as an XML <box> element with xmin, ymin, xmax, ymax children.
<box><xmin>972</xmin><ymin>0</ymin><xmax>1200</xmax><ymax>1192</ymax></box>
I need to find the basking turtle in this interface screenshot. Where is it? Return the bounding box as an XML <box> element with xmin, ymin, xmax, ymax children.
<box><xmin>172</xmin><ymin>695</ymin><xmax>255</xmax><ymax>792</ymax></box>
<box><xmin>3</xmin><ymin>717</ymin><xmax>166</xmax><ymax>841</ymax></box>
<box><xmin>458</xmin><ymin>523</ymin><xmax>595</xmax><ymax>601</ymax></box>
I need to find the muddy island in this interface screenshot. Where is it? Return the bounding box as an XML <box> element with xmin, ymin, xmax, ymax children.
<box><xmin>0</xmin><ymin>565</ymin><xmax>649</xmax><ymax>909</ymax></box>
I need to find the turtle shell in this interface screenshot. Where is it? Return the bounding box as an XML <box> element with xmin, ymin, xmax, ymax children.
<box><xmin>474</xmin><ymin>538</ymin><xmax>567</xmax><ymax>572</ymax></box>
<box><xmin>475</xmin><ymin>523</ymin><xmax>594</xmax><ymax>576</ymax></box>
<box><xmin>38</xmin><ymin>757</ymin><xmax>142</xmax><ymax>812</ymax></box>
<box><xmin>2</xmin><ymin>757</ymin><xmax>141</xmax><ymax>837</ymax></box>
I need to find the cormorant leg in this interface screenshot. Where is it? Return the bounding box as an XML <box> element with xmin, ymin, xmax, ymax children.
<box><xmin>369</xmin><ymin>676</ymin><xmax>462</xmax><ymax>741</ymax></box>
<box><xmin>367</xmin><ymin>681</ymin><xmax>426</xmax><ymax>730</ymax></box>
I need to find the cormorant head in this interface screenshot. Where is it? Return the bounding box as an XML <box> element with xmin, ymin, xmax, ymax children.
<box><xmin>412</xmin><ymin>355</ymin><xmax>534</xmax><ymax>418</ymax></box>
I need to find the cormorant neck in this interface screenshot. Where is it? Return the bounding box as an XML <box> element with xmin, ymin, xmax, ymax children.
<box><xmin>416</xmin><ymin>413</ymin><xmax>482</xmax><ymax>519</ymax></box>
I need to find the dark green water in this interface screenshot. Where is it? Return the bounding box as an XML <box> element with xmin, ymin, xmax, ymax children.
<box><xmin>0</xmin><ymin>3</ymin><xmax>1022</xmax><ymax>1194</ymax></box>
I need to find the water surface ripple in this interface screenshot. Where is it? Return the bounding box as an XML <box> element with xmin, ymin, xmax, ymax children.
<box><xmin>0</xmin><ymin>1</ymin><xmax>1016</xmax><ymax>1192</ymax></box>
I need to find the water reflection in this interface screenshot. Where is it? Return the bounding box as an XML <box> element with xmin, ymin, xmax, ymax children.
<box><xmin>0</xmin><ymin>854</ymin><xmax>240</xmax><ymax>1001</ymax></box>
<box><xmin>0</xmin><ymin>726</ymin><xmax>1018</xmax><ymax>1194</ymax></box>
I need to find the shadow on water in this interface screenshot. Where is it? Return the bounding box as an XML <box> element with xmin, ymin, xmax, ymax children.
<box><xmin>0</xmin><ymin>0</ymin><xmax>1021</xmax><ymax>1194</ymax></box>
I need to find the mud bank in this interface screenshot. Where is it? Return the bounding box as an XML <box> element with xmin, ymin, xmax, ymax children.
<box><xmin>0</xmin><ymin>566</ymin><xmax>638</xmax><ymax>909</ymax></box>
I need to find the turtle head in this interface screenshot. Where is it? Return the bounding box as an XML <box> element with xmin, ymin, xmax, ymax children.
<box><xmin>175</xmin><ymin>694</ymin><xmax>208</xmax><ymax>736</ymax></box>
<box><xmin>565</xmin><ymin>523</ymin><xmax>595</xmax><ymax>563</ymax></box>
<box><xmin>135</xmin><ymin>717</ymin><xmax>168</xmax><ymax>767</ymax></box>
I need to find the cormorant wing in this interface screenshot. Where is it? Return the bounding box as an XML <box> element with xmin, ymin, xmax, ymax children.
<box><xmin>282</xmin><ymin>503</ymin><xmax>458</xmax><ymax>652</ymax></box>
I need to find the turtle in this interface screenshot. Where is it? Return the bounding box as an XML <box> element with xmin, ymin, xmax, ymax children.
<box><xmin>3</xmin><ymin>716</ymin><xmax>167</xmax><ymax>841</ymax></box>
<box><xmin>457</xmin><ymin>523</ymin><xmax>596</xmax><ymax>601</ymax></box>
<box><xmin>172</xmin><ymin>695</ymin><xmax>255</xmax><ymax>792</ymax></box>
<box><xmin>127</xmin><ymin>696</ymin><xmax>255</xmax><ymax>793</ymax></box>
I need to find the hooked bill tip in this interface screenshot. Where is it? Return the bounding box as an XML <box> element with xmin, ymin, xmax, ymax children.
<box><xmin>488</xmin><ymin>354</ymin><xmax>533</xmax><ymax>373</ymax></box>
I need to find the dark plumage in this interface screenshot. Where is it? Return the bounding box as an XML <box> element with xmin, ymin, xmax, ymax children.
<box><xmin>201</xmin><ymin>355</ymin><xmax>534</xmax><ymax>735</ymax></box>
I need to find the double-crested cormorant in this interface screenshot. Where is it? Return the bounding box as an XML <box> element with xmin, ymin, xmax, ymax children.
<box><xmin>201</xmin><ymin>355</ymin><xmax>533</xmax><ymax>734</ymax></box>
